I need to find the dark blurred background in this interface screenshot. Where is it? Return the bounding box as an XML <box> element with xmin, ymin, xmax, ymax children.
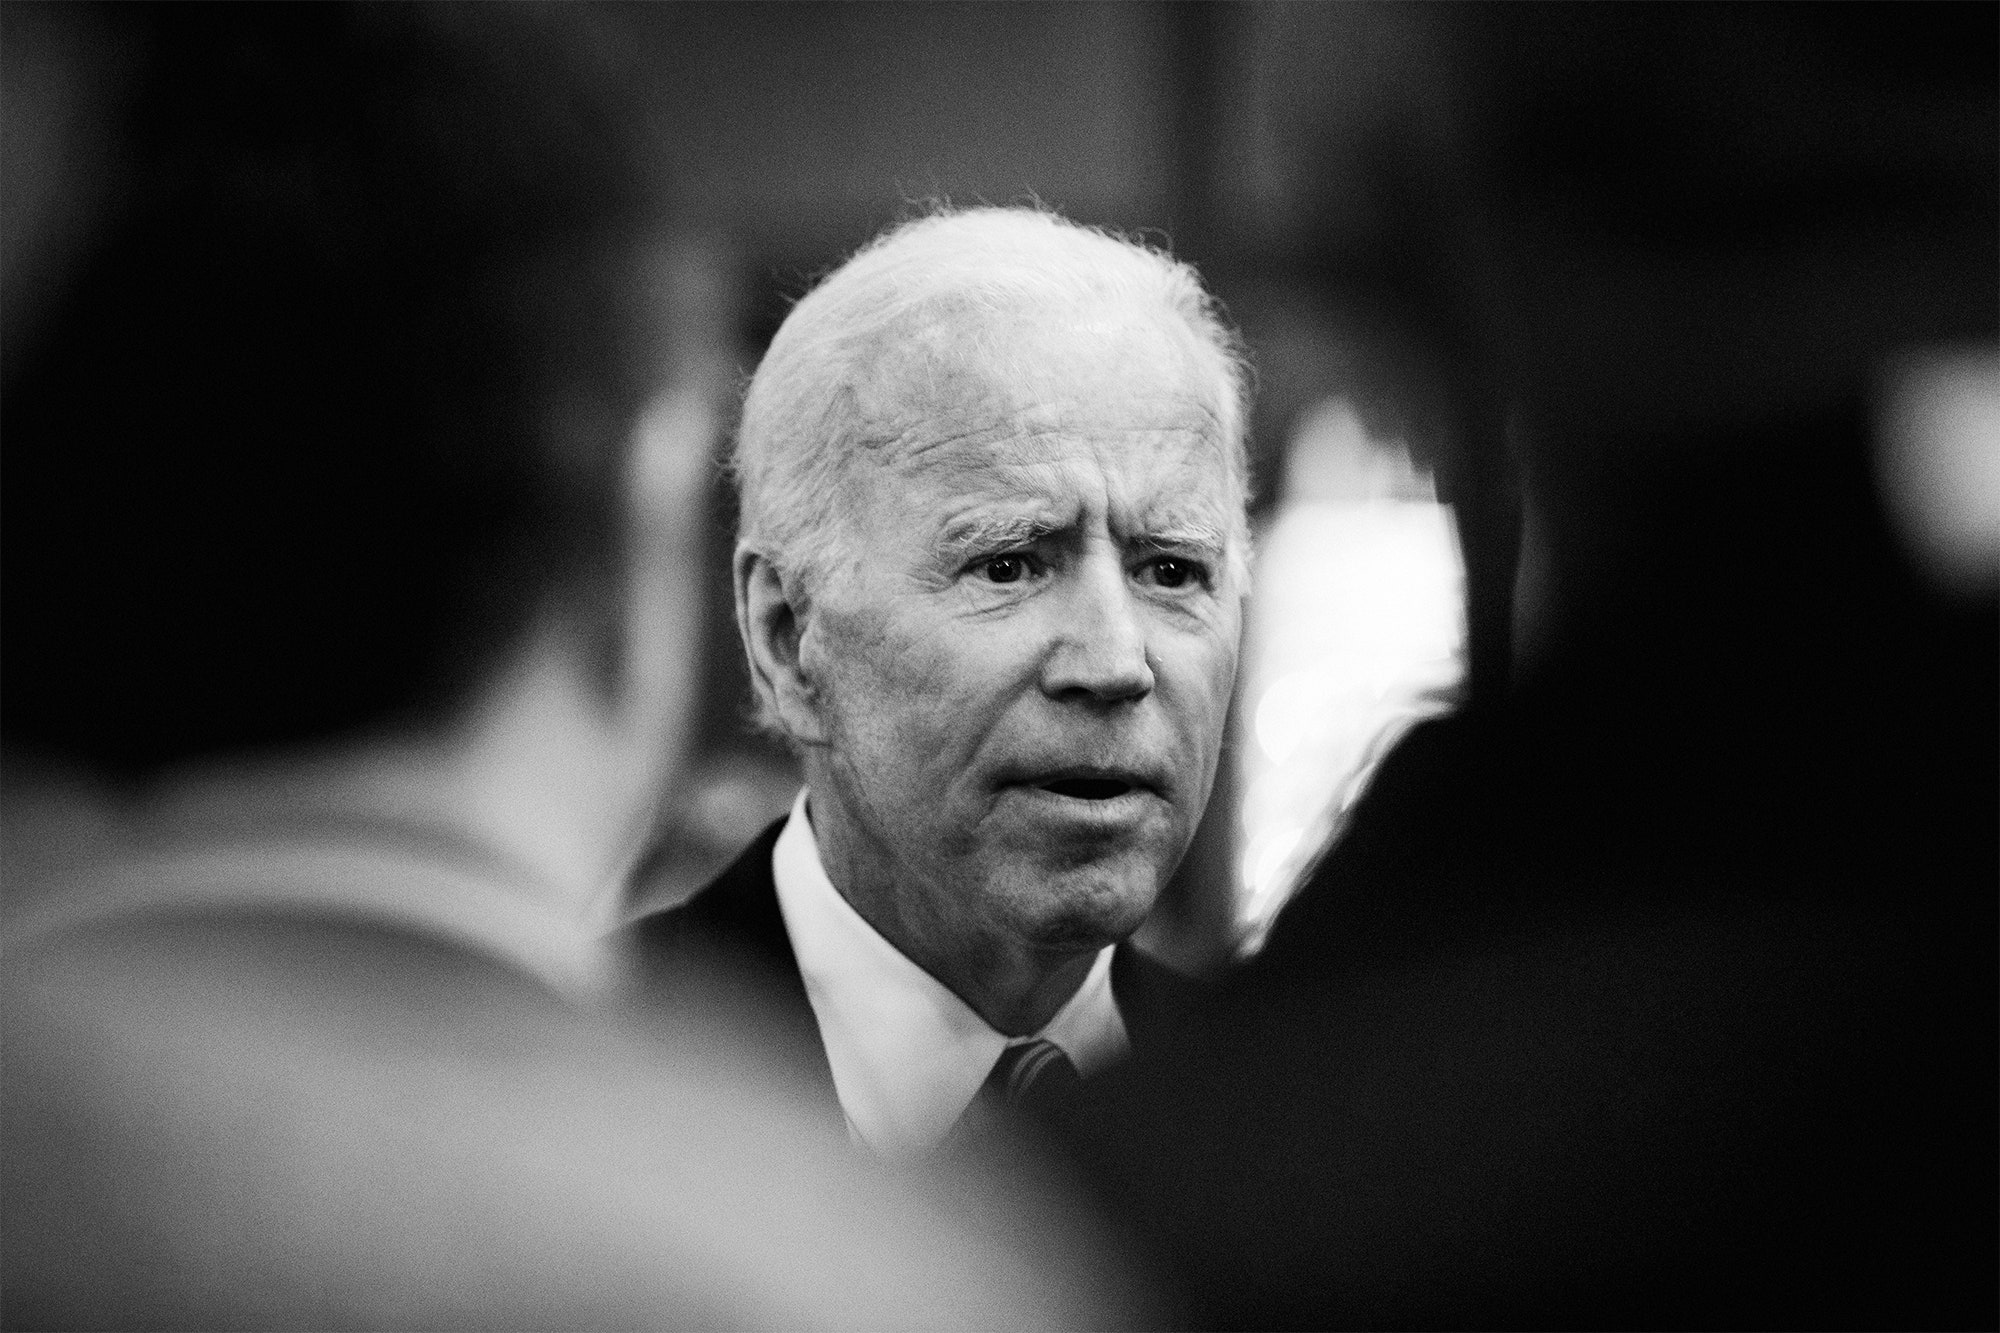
<box><xmin>5</xmin><ymin>4</ymin><xmax>1989</xmax><ymax>1326</ymax></box>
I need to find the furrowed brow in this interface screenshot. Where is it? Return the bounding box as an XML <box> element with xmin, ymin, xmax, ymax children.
<box><xmin>1131</xmin><ymin>519</ymin><xmax>1229</xmax><ymax>559</ymax></box>
<box><xmin>934</xmin><ymin>513</ymin><xmax>1064</xmax><ymax>563</ymax></box>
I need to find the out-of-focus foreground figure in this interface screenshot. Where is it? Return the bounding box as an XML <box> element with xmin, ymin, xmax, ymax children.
<box><xmin>1051</xmin><ymin>6</ymin><xmax>1997</xmax><ymax>1329</ymax></box>
<box><xmin>0</xmin><ymin>6</ymin><xmax>1123</xmax><ymax>1328</ymax></box>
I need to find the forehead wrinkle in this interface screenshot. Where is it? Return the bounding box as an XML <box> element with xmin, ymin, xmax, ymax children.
<box><xmin>923</xmin><ymin>467</ymin><xmax>1233</xmax><ymax>560</ymax></box>
<box><xmin>1117</xmin><ymin>481</ymin><xmax>1235</xmax><ymax>549</ymax></box>
<box><xmin>883</xmin><ymin>421</ymin><xmax>1222</xmax><ymax>477</ymax></box>
<box><xmin>881</xmin><ymin>421</ymin><xmax>1235</xmax><ymax>525</ymax></box>
<box><xmin>875</xmin><ymin>417</ymin><xmax>1028</xmax><ymax>466</ymax></box>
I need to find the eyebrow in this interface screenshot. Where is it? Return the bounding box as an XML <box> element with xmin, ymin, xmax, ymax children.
<box><xmin>934</xmin><ymin>514</ymin><xmax>1064</xmax><ymax>563</ymax></box>
<box><xmin>1131</xmin><ymin>519</ymin><xmax>1229</xmax><ymax>558</ymax></box>
<box><xmin>934</xmin><ymin>513</ymin><xmax>1231</xmax><ymax>564</ymax></box>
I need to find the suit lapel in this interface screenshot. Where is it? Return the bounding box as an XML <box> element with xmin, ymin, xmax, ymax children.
<box><xmin>627</xmin><ymin>818</ymin><xmax>838</xmax><ymax>1105</ymax></box>
<box><xmin>670</xmin><ymin>819</ymin><xmax>800</xmax><ymax>980</ymax></box>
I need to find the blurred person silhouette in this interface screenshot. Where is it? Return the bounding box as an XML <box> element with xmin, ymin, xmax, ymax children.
<box><xmin>623</xmin><ymin>209</ymin><xmax>1240</xmax><ymax>1158</ymax></box>
<box><xmin>1048</xmin><ymin>5</ymin><xmax>1996</xmax><ymax>1329</ymax></box>
<box><xmin>0</xmin><ymin>6</ymin><xmax>1129</xmax><ymax>1328</ymax></box>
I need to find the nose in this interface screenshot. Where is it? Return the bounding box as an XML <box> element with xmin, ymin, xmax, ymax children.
<box><xmin>1039</xmin><ymin>552</ymin><xmax>1155</xmax><ymax>705</ymax></box>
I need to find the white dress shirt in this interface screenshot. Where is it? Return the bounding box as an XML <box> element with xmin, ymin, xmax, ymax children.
<box><xmin>770</xmin><ymin>790</ymin><xmax>1130</xmax><ymax>1157</ymax></box>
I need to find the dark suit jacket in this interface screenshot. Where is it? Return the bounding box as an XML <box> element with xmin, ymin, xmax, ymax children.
<box><xmin>623</xmin><ymin>818</ymin><xmax>1201</xmax><ymax>1120</ymax></box>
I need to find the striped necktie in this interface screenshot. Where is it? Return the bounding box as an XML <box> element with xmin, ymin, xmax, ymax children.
<box><xmin>981</xmin><ymin>1036</ymin><xmax>1080</xmax><ymax>1110</ymax></box>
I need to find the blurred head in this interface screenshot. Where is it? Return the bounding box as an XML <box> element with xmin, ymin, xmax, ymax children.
<box><xmin>736</xmin><ymin>208</ymin><xmax>1248</xmax><ymax>967</ymax></box>
<box><xmin>1</xmin><ymin>3</ymin><xmax>694</xmax><ymax>794</ymax></box>
<box><xmin>1443</xmin><ymin>4</ymin><xmax>1999</xmax><ymax>436</ymax></box>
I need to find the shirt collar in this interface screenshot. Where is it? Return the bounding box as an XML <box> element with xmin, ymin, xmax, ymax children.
<box><xmin>771</xmin><ymin>789</ymin><xmax>1128</xmax><ymax>1157</ymax></box>
<box><xmin>3</xmin><ymin>816</ymin><xmax>614</xmax><ymax>1004</ymax></box>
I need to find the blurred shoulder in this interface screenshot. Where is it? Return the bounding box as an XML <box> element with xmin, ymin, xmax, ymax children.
<box><xmin>5</xmin><ymin>904</ymin><xmax>1125</xmax><ymax>1329</ymax></box>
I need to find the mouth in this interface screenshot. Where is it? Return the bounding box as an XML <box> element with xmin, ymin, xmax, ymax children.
<box><xmin>1016</xmin><ymin>767</ymin><xmax>1160</xmax><ymax>802</ymax></box>
<box><xmin>1040</xmin><ymin>776</ymin><xmax>1139</xmax><ymax>801</ymax></box>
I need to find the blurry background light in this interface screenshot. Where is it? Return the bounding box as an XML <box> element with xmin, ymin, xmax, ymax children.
<box><xmin>1231</xmin><ymin>399</ymin><xmax>1467</xmax><ymax>954</ymax></box>
<box><xmin>1874</xmin><ymin>344</ymin><xmax>2000</xmax><ymax>598</ymax></box>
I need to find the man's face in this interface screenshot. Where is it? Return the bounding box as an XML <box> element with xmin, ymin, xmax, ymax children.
<box><xmin>795</xmin><ymin>305</ymin><xmax>1243</xmax><ymax>958</ymax></box>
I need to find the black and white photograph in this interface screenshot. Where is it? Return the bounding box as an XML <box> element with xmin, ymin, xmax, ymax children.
<box><xmin>4</xmin><ymin>3</ymin><xmax>1994</xmax><ymax>1328</ymax></box>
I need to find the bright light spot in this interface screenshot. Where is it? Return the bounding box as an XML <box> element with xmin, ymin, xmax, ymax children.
<box><xmin>1231</xmin><ymin>399</ymin><xmax>1468</xmax><ymax>956</ymax></box>
<box><xmin>1254</xmin><ymin>670</ymin><xmax>1328</xmax><ymax>765</ymax></box>
<box><xmin>1243</xmin><ymin>825</ymin><xmax>1306</xmax><ymax>907</ymax></box>
<box><xmin>1875</xmin><ymin>344</ymin><xmax>2000</xmax><ymax>594</ymax></box>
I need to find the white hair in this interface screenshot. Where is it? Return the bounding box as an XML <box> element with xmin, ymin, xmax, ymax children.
<box><xmin>733</xmin><ymin>206</ymin><xmax>1251</xmax><ymax>601</ymax></box>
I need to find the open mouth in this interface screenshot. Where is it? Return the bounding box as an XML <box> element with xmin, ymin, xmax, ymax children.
<box><xmin>1038</xmin><ymin>777</ymin><xmax>1139</xmax><ymax>801</ymax></box>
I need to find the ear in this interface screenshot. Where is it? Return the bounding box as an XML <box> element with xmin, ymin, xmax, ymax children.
<box><xmin>734</xmin><ymin>545</ymin><xmax>829</xmax><ymax>746</ymax></box>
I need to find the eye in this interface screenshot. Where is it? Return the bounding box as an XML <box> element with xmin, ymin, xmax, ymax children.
<box><xmin>979</xmin><ymin>554</ymin><xmax>1030</xmax><ymax>584</ymax></box>
<box><xmin>1142</xmin><ymin>556</ymin><xmax>1208</xmax><ymax>589</ymax></box>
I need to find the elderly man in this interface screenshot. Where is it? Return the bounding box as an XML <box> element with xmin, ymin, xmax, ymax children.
<box><xmin>628</xmin><ymin>207</ymin><xmax>1249</xmax><ymax>1156</ymax></box>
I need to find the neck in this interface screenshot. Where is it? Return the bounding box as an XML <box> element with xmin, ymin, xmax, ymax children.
<box><xmin>802</xmin><ymin>788</ymin><xmax>1101</xmax><ymax>1037</ymax></box>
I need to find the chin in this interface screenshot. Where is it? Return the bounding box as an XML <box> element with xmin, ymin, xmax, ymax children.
<box><xmin>1007</xmin><ymin>867</ymin><xmax>1160</xmax><ymax>953</ymax></box>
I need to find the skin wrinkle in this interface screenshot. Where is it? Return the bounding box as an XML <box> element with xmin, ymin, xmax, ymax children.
<box><xmin>743</xmin><ymin>273</ymin><xmax>1243</xmax><ymax>624</ymax></box>
<box><xmin>757</xmin><ymin>303</ymin><xmax>1244</xmax><ymax>1035</ymax></box>
<box><xmin>837</xmin><ymin>420</ymin><xmax>1234</xmax><ymax>601</ymax></box>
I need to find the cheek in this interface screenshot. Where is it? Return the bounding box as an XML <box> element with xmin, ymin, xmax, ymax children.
<box><xmin>807</xmin><ymin>605</ymin><xmax>988</xmax><ymax>762</ymax></box>
<box><xmin>1163</xmin><ymin>620</ymin><xmax>1241</xmax><ymax>713</ymax></box>
<box><xmin>1154</xmin><ymin>629</ymin><xmax>1241</xmax><ymax>785</ymax></box>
